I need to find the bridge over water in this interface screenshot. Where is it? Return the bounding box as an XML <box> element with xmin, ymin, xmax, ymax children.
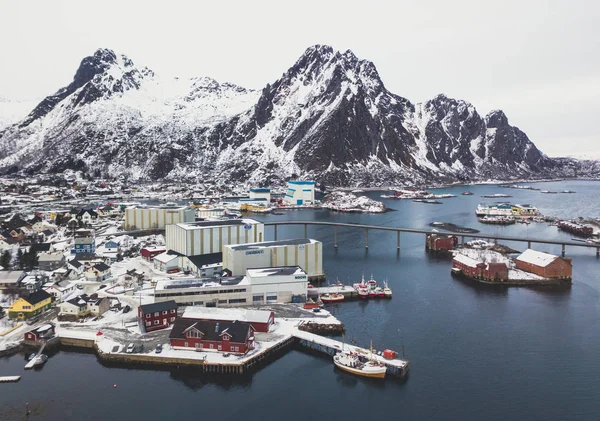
<box><xmin>265</xmin><ymin>221</ymin><xmax>600</xmax><ymax>257</ymax></box>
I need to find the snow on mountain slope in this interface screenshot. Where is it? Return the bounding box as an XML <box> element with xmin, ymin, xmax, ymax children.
<box><xmin>0</xmin><ymin>45</ymin><xmax>593</xmax><ymax>185</ymax></box>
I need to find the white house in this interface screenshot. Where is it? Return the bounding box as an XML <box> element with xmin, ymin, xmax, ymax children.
<box><xmin>84</xmin><ymin>262</ymin><xmax>111</xmax><ymax>282</ymax></box>
<box><xmin>153</xmin><ymin>252</ymin><xmax>179</xmax><ymax>273</ymax></box>
<box><xmin>44</xmin><ymin>280</ymin><xmax>76</xmax><ymax>302</ymax></box>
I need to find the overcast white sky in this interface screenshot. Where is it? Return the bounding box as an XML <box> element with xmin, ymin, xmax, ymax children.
<box><xmin>1</xmin><ymin>0</ymin><xmax>598</xmax><ymax>157</ymax></box>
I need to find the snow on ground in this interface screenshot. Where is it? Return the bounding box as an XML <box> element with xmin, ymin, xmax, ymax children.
<box><xmin>322</xmin><ymin>191</ymin><xmax>386</xmax><ymax>213</ymax></box>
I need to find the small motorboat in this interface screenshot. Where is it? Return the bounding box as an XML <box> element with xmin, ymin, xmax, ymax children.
<box><xmin>321</xmin><ymin>293</ymin><xmax>345</xmax><ymax>303</ymax></box>
<box><xmin>25</xmin><ymin>354</ymin><xmax>48</xmax><ymax>369</ymax></box>
<box><xmin>462</xmin><ymin>191</ymin><xmax>474</xmax><ymax>196</ymax></box>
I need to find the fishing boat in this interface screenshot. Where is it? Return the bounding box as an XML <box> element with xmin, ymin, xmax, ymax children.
<box><xmin>375</xmin><ymin>287</ymin><xmax>385</xmax><ymax>298</ymax></box>
<box><xmin>478</xmin><ymin>216</ymin><xmax>515</xmax><ymax>225</ymax></box>
<box><xmin>462</xmin><ymin>191</ymin><xmax>474</xmax><ymax>195</ymax></box>
<box><xmin>356</xmin><ymin>275</ymin><xmax>369</xmax><ymax>299</ymax></box>
<box><xmin>321</xmin><ymin>293</ymin><xmax>345</xmax><ymax>303</ymax></box>
<box><xmin>333</xmin><ymin>342</ymin><xmax>386</xmax><ymax>379</ymax></box>
<box><xmin>383</xmin><ymin>280</ymin><xmax>392</xmax><ymax>298</ymax></box>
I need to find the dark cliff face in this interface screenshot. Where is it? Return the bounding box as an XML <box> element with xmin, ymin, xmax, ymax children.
<box><xmin>0</xmin><ymin>44</ymin><xmax>593</xmax><ymax>185</ymax></box>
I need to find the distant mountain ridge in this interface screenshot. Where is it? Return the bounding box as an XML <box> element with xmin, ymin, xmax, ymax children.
<box><xmin>0</xmin><ymin>45</ymin><xmax>597</xmax><ymax>186</ymax></box>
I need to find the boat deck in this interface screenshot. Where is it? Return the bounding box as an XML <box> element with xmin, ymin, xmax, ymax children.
<box><xmin>0</xmin><ymin>376</ymin><xmax>21</xmax><ymax>383</ymax></box>
<box><xmin>293</xmin><ymin>327</ymin><xmax>409</xmax><ymax>377</ymax></box>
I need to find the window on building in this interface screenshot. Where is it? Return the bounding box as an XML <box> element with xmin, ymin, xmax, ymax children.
<box><xmin>195</xmin><ymin>343</ymin><xmax>200</xmax><ymax>348</ymax></box>
<box><xmin>218</xmin><ymin>345</ymin><xmax>222</xmax><ymax>350</ymax></box>
<box><xmin>154</xmin><ymin>312</ymin><xmax>159</xmax><ymax>317</ymax></box>
<box><xmin>209</xmin><ymin>344</ymin><xmax>213</xmax><ymax>349</ymax></box>
<box><xmin>184</xmin><ymin>342</ymin><xmax>188</xmax><ymax>347</ymax></box>
<box><xmin>146</xmin><ymin>321</ymin><xmax>151</xmax><ymax>326</ymax></box>
<box><xmin>146</xmin><ymin>314</ymin><xmax>152</xmax><ymax>318</ymax></box>
<box><xmin>162</xmin><ymin>311</ymin><xmax>167</xmax><ymax>315</ymax></box>
<box><xmin>218</xmin><ymin>300</ymin><xmax>227</xmax><ymax>304</ymax></box>
<box><xmin>154</xmin><ymin>320</ymin><xmax>160</xmax><ymax>325</ymax></box>
<box><xmin>171</xmin><ymin>309</ymin><xmax>176</xmax><ymax>314</ymax></box>
<box><xmin>170</xmin><ymin>317</ymin><xmax>175</xmax><ymax>322</ymax></box>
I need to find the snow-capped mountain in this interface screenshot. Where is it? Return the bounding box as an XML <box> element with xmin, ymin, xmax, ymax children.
<box><xmin>0</xmin><ymin>45</ymin><xmax>594</xmax><ymax>185</ymax></box>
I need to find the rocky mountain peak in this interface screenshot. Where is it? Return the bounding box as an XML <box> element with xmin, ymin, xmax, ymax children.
<box><xmin>485</xmin><ymin>109</ymin><xmax>509</xmax><ymax>128</ymax></box>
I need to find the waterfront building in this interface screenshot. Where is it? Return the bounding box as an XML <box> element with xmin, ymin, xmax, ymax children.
<box><xmin>249</xmin><ymin>187</ymin><xmax>271</xmax><ymax>202</ymax></box>
<box><xmin>124</xmin><ymin>205</ymin><xmax>196</xmax><ymax>230</ymax></box>
<box><xmin>181</xmin><ymin>306</ymin><xmax>274</xmax><ymax>333</ymax></box>
<box><xmin>451</xmin><ymin>255</ymin><xmax>508</xmax><ymax>281</ymax></box>
<box><xmin>24</xmin><ymin>323</ymin><xmax>55</xmax><ymax>343</ymax></box>
<box><xmin>138</xmin><ymin>300</ymin><xmax>178</xmax><ymax>332</ymax></box>
<box><xmin>223</xmin><ymin>238</ymin><xmax>323</xmax><ymax>280</ymax></box>
<box><xmin>165</xmin><ymin>219</ymin><xmax>264</xmax><ymax>257</ymax></box>
<box><xmin>511</xmin><ymin>204</ymin><xmax>540</xmax><ymax>216</ymax></box>
<box><xmin>283</xmin><ymin>181</ymin><xmax>315</xmax><ymax>205</ymax></box>
<box><xmin>425</xmin><ymin>234</ymin><xmax>458</xmax><ymax>251</ymax></box>
<box><xmin>246</xmin><ymin>266</ymin><xmax>307</xmax><ymax>304</ymax></box>
<box><xmin>8</xmin><ymin>290</ymin><xmax>52</xmax><ymax>320</ymax></box>
<box><xmin>169</xmin><ymin>319</ymin><xmax>255</xmax><ymax>354</ymax></box>
<box><xmin>154</xmin><ymin>277</ymin><xmax>250</xmax><ymax>307</ymax></box>
<box><xmin>515</xmin><ymin>249</ymin><xmax>573</xmax><ymax>279</ymax></box>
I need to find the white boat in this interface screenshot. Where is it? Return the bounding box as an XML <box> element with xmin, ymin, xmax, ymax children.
<box><xmin>321</xmin><ymin>293</ymin><xmax>345</xmax><ymax>303</ymax></box>
<box><xmin>383</xmin><ymin>280</ymin><xmax>392</xmax><ymax>298</ymax></box>
<box><xmin>24</xmin><ymin>354</ymin><xmax>48</xmax><ymax>369</ymax></box>
<box><xmin>333</xmin><ymin>343</ymin><xmax>386</xmax><ymax>379</ymax></box>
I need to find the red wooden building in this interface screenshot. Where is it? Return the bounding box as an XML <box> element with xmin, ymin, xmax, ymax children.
<box><xmin>138</xmin><ymin>300</ymin><xmax>178</xmax><ymax>332</ymax></box>
<box><xmin>181</xmin><ymin>307</ymin><xmax>274</xmax><ymax>333</ymax></box>
<box><xmin>452</xmin><ymin>255</ymin><xmax>508</xmax><ymax>281</ymax></box>
<box><xmin>426</xmin><ymin>234</ymin><xmax>458</xmax><ymax>251</ymax></box>
<box><xmin>141</xmin><ymin>247</ymin><xmax>167</xmax><ymax>261</ymax></box>
<box><xmin>24</xmin><ymin>323</ymin><xmax>55</xmax><ymax>342</ymax></box>
<box><xmin>169</xmin><ymin>319</ymin><xmax>255</xmax><ymax>354</ymax></box>
<box><xmin>515</xmin><ymin>249</ymin><xmax>572</xmax><ymax>279</ymax></box>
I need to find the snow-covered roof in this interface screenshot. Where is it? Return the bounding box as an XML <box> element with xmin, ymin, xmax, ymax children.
<box><xmin>453</xmin><ymin>253</ymin><xmax>482</xmax><ymax>268</ymax></box>
<box><xmin>516</xmin><ymin>249</ymin><xmax>558</xmax><ymax>267</ymax></box>
<box><xmin>153</xmin><ymin>252</ymin><xmax>179</xmax><ymax>264</ymax></box>
<box><xmin>182</xmin><ymin>306</ymin><xmax>273</xmax><ymax>324</ymax></box>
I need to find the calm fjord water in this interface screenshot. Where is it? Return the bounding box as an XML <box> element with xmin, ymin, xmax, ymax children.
<box><xmin>1</xmin><ymin>180</ymin><xmax>600</xmax><ymax>421</ymax></box>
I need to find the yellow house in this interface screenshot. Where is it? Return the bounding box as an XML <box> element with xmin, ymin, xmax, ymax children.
<box><xmin>8</xmin><ymin>290</ymin><xmax>53</xmax><ymax>320</ymax></box>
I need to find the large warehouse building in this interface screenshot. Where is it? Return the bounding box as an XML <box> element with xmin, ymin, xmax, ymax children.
<box><xmin>124</xmin><ymin>205</ymin><xmax>196</xmax><ymax>230</ymax></box>
<box><xmin>223</xmin><ymin>238</ymin><xmax>323</xmax><ymax>280</ymax></box>
<box><xmin>283</xmin><ymin>181</ymin><xmax>315</xmax><ymax>205</ymax></box>
<box><xmin>165</xmin><ymin>219</ymin><xmax>264</xmax><ymax>256</ymax></box>
<box><xmin>247</xmin><ymin>266</ymin><xmax>307</xmax><ymax>304</ymax></box>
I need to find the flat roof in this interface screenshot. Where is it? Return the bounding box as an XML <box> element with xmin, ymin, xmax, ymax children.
<box><xmin>182</xmin><ymin>306</ymin><xmax>273</xmax><ymax>324</ymax></box>
<box><xmin>175</xmin><ymin>218</ymin><xmax>261</xmax><ymax>231</ymax></box>
<box><xmin>155</xmin><ymin>277</ymin><xmax>247</xmax><ymax>291</ymax></box>
<box><xmin>288</xmin><ymin>181</ymin><xmax>315</xmax><ymax>185</ymax></box>
<box><xmin>246</xmin><ymin>266</ymin><xmax>305</xmax><ymax>277</ymax></box>
<box><xmin>516</xmin><ymin>249</ymin><xmax>559</xmax><ymax>267</ymax></box>
<box><xmin>226</xmin><ymin>238</ymin><xmax>318</xmax><ymax>251</ymax></box>
<box><xmin>127</xmin><ymin>205</ymin><xmax>191</xmax><ymax>210</ymax></box>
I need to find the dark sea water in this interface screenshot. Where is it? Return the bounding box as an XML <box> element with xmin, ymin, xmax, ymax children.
<box><xmin>2</xmin><ymin>180</ymin><xmax>600</xmax><ymax>421</ymax></box>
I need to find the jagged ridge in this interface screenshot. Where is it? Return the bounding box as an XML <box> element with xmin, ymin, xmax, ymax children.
<box><xmin>0</xmin><ymin>45</ymin><xmax>594</xmax><ymax>186</ymax></box>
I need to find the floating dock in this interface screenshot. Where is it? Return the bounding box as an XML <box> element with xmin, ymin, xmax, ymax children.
<box><xmin>309</xmin><ymin>286</ymin><xmax>359</xmax><ymax>300</ymax></box>
<box><xmin>0</xmin><ymin>376</ymin><xmax>21</xmax><ymax>383</ymax></box>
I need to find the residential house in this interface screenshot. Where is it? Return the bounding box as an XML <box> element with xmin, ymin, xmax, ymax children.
<box><xmin>0</xmin><ymin>270</ymin><xmax>25</xmax><ymax>290</ymax></box>
<box><xmin>29</xmin><ymin>243</ymin><xmax>52</xmax><ymax>253</ymax></box>
<box><xmin>85</xmin><ymin>262</ymin><xmax>111</xmax><ymax>282</ymax></box>
<box><xmin>104</xmin><ymin>240</ymin><xmax>120</xmax><ymax>253</ymax></box>
<box><xmin>76</xmin><ymin>209</ymin><xmax>98</xmax><ymax>224</ymax></box>
<box><xmin>169</xmin><ymin>319</ymin><xmax>255</xmax><ymax>354</ymax></box>
<box><xmin>8</xmin><ymin>290</ymin><xmax>53</xmax><ymax>320</ymax></box>
<box><xmin>20</xmin><ymin>275</ymin><xmax>47</xmax><ymax>293</ymax></box>
<box><xmin>44</xmin><ymin>280</ymin><xmax>76</xmax><ymax>302</ymax></box>
<box><xmin>0</xmin><ymin>237</ymin><xmax>20</xmax><ymax>254</ymax></box>
<box><xmin>138</xmin><ymin>300</ymin><xmax>178</xmax><ymax>332</ymax></box>
<box><xmin>59</xmin><ymin>294</ymin><xmax>109</xmax><ymax>318</ymax></box>
<box><xmin>38</xmin><ymin>252</ymin><xmax>66</xmax><ymax>271</ymax></box>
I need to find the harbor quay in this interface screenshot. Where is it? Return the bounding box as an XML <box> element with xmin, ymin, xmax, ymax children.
<box><xmin>22</xmin><ymin>305</ymin><xmax>409</xmax><ymax>379</ymax></box>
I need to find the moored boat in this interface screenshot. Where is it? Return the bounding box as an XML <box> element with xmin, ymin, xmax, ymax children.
<box><xmin>375</xmin><ymin>287</ymin><xmax>385</xmax><ymax>298</ymax></box>
<box><xmin>383</xmin><ymin>280</ymin><xmax>392</xmax><ymax>298</ymax></box>
<box><xmin>25</xmin><ymin>354</ymin><xmax>48</xmax><ymax>369</ymax></box>
<box><xmin>321</xmin><ymin>293</ymin><xmax>345</xmax><ymax>303</ymax></box>
<box><xmin>333</xmin><ymin>351</ymin><xmax>386</xmax><ymax>379</ymax></box>
<box><xmin>462</xmin><ymin>191</ymin><xmax>474</xmax><ymax>195</ymax></box>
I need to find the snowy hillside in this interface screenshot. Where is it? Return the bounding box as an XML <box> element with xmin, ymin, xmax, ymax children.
<box><xmin>0</xmin><ymin>45</ymin><xmax>595</xmax><ymax>185</ymax></box>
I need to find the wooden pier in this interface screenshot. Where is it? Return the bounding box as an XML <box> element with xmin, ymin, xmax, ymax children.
<box><xmin>293</xmin><ymin>328</ymin><xmax>409</xmax><ymax>378</ymax></box>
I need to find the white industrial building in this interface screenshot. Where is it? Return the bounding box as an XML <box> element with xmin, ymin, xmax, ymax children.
<box><xmin>165</xmin><ymin>219</ymin><xmax>264</xmax><ymax>256</ymax></box>
<box><xmin>124</xmin><ymin>205</ymin><xmax>196</xmax><ymax>230</ymax></box>
<box><xmin>283</xmin><ymin>181</ymin><xmax>315</xmax><ymax>205</ymax></box>
<box><xmin>247</xmin><ymin>266</ymin><xmax>307</xmax><ymax>304</ymax></box>
<box><xmin>249</xmin><ymin>188</ymin><xmax>271</xmax><ymax>201</ymax></box>
<box><xmin>154</xmin><ymin>277</ymin><xmax>250</xmax><ymax>307</ymax></box>
<box><xmin>223</xmin><ymin>238</ymin><xmax>323</xmax><ymax>280</ymax></box>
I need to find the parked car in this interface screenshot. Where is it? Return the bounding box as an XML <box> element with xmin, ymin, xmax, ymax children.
<box><xmin>26</xmin><ymin>316</ymin><xmax>41</xmax><ymax>325</ymax></box>
<box><xmin>122</xmin><ymin>305</ymin><xmax>131</xmax><ymax>313</ymax></box>
<box><xmin>126</xmin><ymin>343</ymin><xmax>135</xmax><ymax>353</ymax></box>
<box><xmin>98</xmin><ymin>285</ymin><xmax>107</xmax><ymax>289</ymax></box>
<box><xmin>76</xmin><ymin>284</ymin><xmax>84</xmax><ymax>290</ymax></box>
<box><xmin>155</xmin><ymin>344</ymin><xmax>163</xmax><ymax>354</ymax></box>
<box><xmin>133</xmin><ymin>344</ymin><xmax>144</xmax><ymax>353</ymax></box>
